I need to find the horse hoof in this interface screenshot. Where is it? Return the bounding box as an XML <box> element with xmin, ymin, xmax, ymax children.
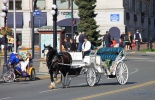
<box><xmin>48</xmin><ymin>85</ymin><xmax>56</xmax><ymax>89</ymax></box>
<box><xmin>48</xmin><ymin>82</ymin><xmax>55</xmax><ymax>89</ymax></box>
<box><xmin>56</xmin><ymin>78</ymin><xmax>61</xmax><ymax>84</ymax></box>
<box><xmin>62</xmin><ymin>85</ymin><xmax>68</xmax><ymax>88</ymax></box>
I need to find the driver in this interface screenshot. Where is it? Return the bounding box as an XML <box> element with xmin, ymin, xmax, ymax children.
<box><xmin>7</xmin><ymin>52</ymin><xmax>19</xmax><ymax>65</ymax></box>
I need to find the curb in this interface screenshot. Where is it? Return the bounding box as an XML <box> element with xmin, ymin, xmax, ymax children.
<box><xmin>145</xmin><ymin>52</ymin><xmax>155</xmax><ymax>54</ymax></box>
<box><xmin>126</xmin><ymin>51</ymin><xmax>155</xmax><ymax>54</ymax></box>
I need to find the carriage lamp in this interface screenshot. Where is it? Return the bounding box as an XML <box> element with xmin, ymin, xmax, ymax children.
<box><xmin>51</xmin><ymin>1</ymin><xmax>58</xmax><ymax>49</ymax></box>
<box><xmin>1</xmin><ymin>0</ymin><xmax>8</xmax><ymax>75</ymax></box>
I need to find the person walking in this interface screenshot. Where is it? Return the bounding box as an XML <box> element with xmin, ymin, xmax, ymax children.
<box><xmin>103</xmin><ymin>31</ymin><xmax>111</xmax><ymax>47</ymax></box>
<box><xmin>77</xmin><ymin>32</ymin><xmax>84</xmax><ymax>51</ymax></box>
<box><xmin>120</xmin><ymin>32</ymin><xmax>125</xmax><ymax>47</ymax></box>
<box><xmin>119</xmin><ymin>38</ymin><xmax>124</xmax><ymax>48</ymax></box>
<box><xmin>128</xmin><ymin>31</ymin><xmax>133</xmax><ymax>50</ymax></box>
<box><xmin>8</xmin><ymin>35</ymin><xmax>14</xmax><ymax>53</ymax></box>
<box><xmin>75</xmin><ymin>33</ymin><xmax>79</xmax><ymax>51</ymax></box>
<box><xmin>16</xmin><ymin>35</ymin><xmax>20</xmax><ymax>52</ymax></box>
<box><xmin>82</xmin><ymin>37</ymin><xmax>91</xmax><ymax>59</ymax></box>
<box><xmin>124</xmin><ymin>32</ymin><xmax>130</xmax><ymax>51</ymax></box>
<box><xmin>133</xmin><ymin>29</ymin><xmax>142</xmax><ymax>51</ymax></box>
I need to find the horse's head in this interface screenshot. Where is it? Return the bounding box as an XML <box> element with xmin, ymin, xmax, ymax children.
<box><xmin>43</xmin><ymin>44</ymin><xmax>57</xmax><ymax>61</ymax></box>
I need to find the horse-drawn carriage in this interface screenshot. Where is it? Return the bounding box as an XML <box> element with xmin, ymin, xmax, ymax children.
<box><xmin>44</xmin><ymin>45</ymin><xmax>128</xmax><ymax>89</ymax></box>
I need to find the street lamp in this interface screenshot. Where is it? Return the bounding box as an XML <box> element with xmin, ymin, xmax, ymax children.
<box><xmin>71</xmin><ymin>0</ymin><xmax>74</xmax><ymax>39</ymax></box>
<box><xmin>13</xmin><ymin>0</ymin><xmax>17</xmax><ymax>52</ymax></box>
<box><xmin>51</xmin><ymin>1</ymin><xmax>58</xmax><ymax>49</ymax></box>
<box><xmin>1</xmin><ymin>0</ymin><xmax>8</xmax><ymax>74</ymax></box>
<box><xmin>146</xmin><ymin>0</ymin><xmax>150</xmax><ymax>49</ymax></box>
<box><xmin>31</xmin><ymin>0</ymin><xmax>38</xmax><ymax>59</ymax></box>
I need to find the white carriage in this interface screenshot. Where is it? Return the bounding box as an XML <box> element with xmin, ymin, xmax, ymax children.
<box><xmin>61</xmin><ymin>47</ymin><xmax>128</xmax><ymax>87</ymax></box>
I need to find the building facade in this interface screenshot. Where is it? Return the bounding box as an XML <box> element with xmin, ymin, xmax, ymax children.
<box><xmin>96</xmin><ymin>0</ymin><xmax>155</xmax><ymax>42</ymax></box>
<box><xmin>0</xmin><ymin>0</ymin><xmax>155</xmax><ymax>48</ymax></box>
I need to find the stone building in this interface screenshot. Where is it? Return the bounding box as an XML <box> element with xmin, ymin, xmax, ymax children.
<box><xmin>96</xmin><ymin>0</ymin><xmax>155</xmax><ymax>42</ymax></box>
<box><xmin>0</xmin><ymin>0</ymin><xmax>155</xmax><ymax>48</ymax></box>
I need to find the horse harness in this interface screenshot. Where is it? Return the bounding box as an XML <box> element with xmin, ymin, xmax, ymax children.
<box><xmin>46</xmin><ymin>53</ymin><xmax>64</xmax><ymax>69</ymax></box>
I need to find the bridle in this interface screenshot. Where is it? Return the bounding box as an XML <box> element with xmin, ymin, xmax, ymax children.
<box><xmin>45</xmin><ymin>48</ymin><xmax>61</xmax><ymax>69</ymax></box>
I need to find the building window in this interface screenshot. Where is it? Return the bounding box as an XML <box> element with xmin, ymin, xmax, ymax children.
<box><xmin>36</xmin><ymin>0</ymin><xmax>46</xmax><ymax>10</ymax></box>
<box><xmin>17</xmin><ymin>33</ymin><xmax>22</xmax><ymax>46</ymax></box>
<box><xmin>135</xmin><ymin>0</ymin><xmax>142</xmax><ymax>13</ymax></box>
<box><xmin>129</xmin><ymin>0</ymin><xmax>132</xmax><ymax>10</ymax></box>
<box><xmin>9</xmin><ymin>0</ymin><xmax>22</xmax><ymax>10</ymax></box>
<box><xmin>129</xmin><ymin>0</ymin><xmax>135</xmax><ymax>11</ymax></box>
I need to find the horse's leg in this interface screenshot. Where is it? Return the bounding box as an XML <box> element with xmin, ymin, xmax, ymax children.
<box><xmin>55</xmin><ymin>65</ymin><xmax>62</xmax><ymax>84</ymax></box>
<box><xmin>48</xmin><ymin>69</ymin><xmax>56</xmax><ymax>89</ymax></box>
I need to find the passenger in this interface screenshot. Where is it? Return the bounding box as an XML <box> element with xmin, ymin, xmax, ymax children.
<box><xmin>82</xmin><ymin>36</ymin><xmax>91</xmax><ymax>59</ymax></box>
<box><xmin>20</xmin><ymin>53</ymin><xmax>32</xmax><ymax>72</ymax></box>
<box><xmin>110</xmin><ymin>38</ymin><xmax>117</xmax><ymax>47</ymax></box>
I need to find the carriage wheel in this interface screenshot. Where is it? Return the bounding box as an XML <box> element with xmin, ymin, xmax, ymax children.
<box><xmin>3</xmin><ymin>71</ymin><xmax>15</xmax><ymax>83</ymax></box>
<box><xmin>86</xmin><ymin>68</ymin><xmax>96</xmax><ymax>87</ymax></box>
<box><xmin>116</xmin><ymin>62</ymin><xmax>128</xmax><ymax>85</ymax></box>
<box><xmin>95</xmin><ymin>74</ymin><xmax>101</xmax><ymax>85</ymax></box>
<box><xmin>62</xmin><ymin>73</ymin><xmax>71</xmax><ymax>88</ymax></box>
<box><xmin>29</xmin><ymin>69</ymin><xmax>36</xmax><ymax>81</ymax></box>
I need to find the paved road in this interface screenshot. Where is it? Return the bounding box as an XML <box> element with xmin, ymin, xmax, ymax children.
<box><xmin>0</xmin><ymin>53</ymin><xmax>155</xmax><ymax>100</ymax></box>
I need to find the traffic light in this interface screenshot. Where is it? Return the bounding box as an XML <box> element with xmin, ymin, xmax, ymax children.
<box><xmin>72</xmin><ymin>18</ymin><xmax>76</xmax><ymax>25</ymax></box>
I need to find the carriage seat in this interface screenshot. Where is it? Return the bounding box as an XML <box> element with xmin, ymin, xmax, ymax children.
<box><xmin>96</xmin><ymin>47</ymin><xmax>124</xmax><ymax>61</ymax></box>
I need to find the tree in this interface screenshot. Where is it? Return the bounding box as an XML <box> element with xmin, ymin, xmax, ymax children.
<box><xmin>75</xmin><ymin>0</ymin><xmax>102</xmax><ymax>46</ymax></box>
<box><xmin>0</xmin><ymin>27</ymin><xmax>13</xmax><ymax>36</ymax></box>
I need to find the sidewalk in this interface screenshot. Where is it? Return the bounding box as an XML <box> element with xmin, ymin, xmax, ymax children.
<box><xmin>132</xmin><ymin>42</ymin><xmax>155</xmax><ymax>50</ymax></box>
<box><xmin>127</xmin><ymin>42</ymin><xmax>155</xmax><ymax>54</ymax></box>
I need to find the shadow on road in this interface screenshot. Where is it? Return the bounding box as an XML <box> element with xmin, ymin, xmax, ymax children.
<box><xmin>0</xmin><ymin>77</ymin><xmax>42</xmax><ymax>84</ymax></box>
<box><xmin>96</xmin><ymin>82</ymin><xmax>137</xmax><ymax>86</ymax></box>
<box><xmin>67</xmin><ymin>82</ymin><xmax>137</xmax><ymax>89</ymax></box>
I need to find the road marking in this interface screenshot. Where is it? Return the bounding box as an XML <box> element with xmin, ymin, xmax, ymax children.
<box><xmin>39</xmin><ymin>89</ymin><xmax>58</xmax><ymax>93</ymax></box>
<box><xmin>129</xmin><ymin>68</ymin><xmax>139</xmax><ymax>75</ymax></box>
<box><xmin>77</xmin><ymin>83</ymin><xmax>87</xmax><ymax>86</ymax></box>
<box><xmin>0</xmin><ymin>97</ymin><xmax>11</xmax><ymax>100</ymax></box>
<box><xmin>72</xmin><ymin>80</ymin><xmax>155</xmax><ymax>100</ymax></box>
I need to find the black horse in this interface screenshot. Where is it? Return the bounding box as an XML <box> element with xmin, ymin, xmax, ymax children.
<box><xmin>43</xmin><ymin>45</ymin><xmax>72</xmax><ymax>89</ymax></box>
